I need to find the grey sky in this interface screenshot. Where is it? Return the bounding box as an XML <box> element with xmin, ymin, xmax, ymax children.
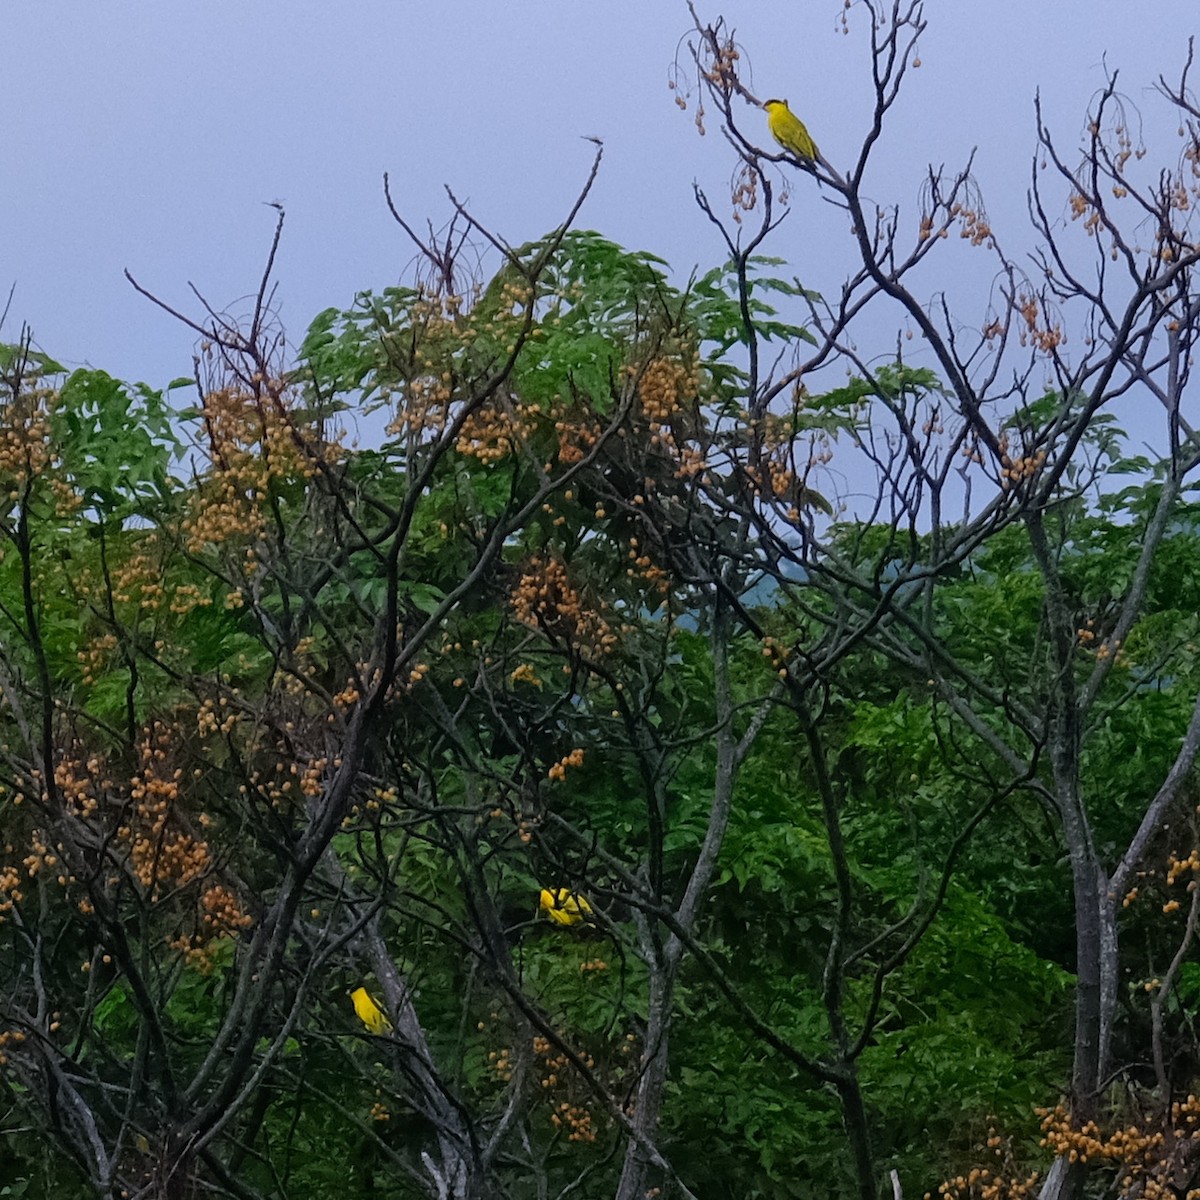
<box><xmin>4</xmin><ymin>2</ymin><xmax>1196</xmax><ymax>391</ymax></box>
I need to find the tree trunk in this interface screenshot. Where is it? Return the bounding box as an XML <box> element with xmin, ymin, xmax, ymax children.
<box><xmin>614</xmin><ymin>951</ymin><xmax>676</xmax><ymax>1200</ymax></box>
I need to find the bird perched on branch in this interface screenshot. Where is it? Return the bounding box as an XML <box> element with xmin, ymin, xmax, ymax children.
<box><xmin>763</xmin><ymin>98</ymin><xmax>819</xmax><ymax>162</ymax></box>
<box><xmin>350</xmin><ymin>985</ymin><xmax>391</xmax><ymax>1034</ymax></box>
<box><xmin>539</xmin><ymin>887</ymin><xmax>592</xmax><ymax>927</ymax></box>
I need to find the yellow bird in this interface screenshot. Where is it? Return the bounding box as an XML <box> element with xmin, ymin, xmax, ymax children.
<box><xmin>350</xmin><ymin>985</ymin><xmax>391</xmax><ymax>1034</ymax></box>
<box><xmin>539</xmin><ymin>887</ymin><xmax>592</xmax><ymax>927</ymax></box>
<box><xmin>763</xmin><ymin>98</ymin><xmax>819</xmax><ymax>162</ymax></box>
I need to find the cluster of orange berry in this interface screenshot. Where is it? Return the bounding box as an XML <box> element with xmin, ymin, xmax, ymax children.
<box><xmin>200</xmin><ymin>884</ymin><xmax>252</xmax><ymax>937</ymax></box>
<box><xmin>548</xmin><ymin>749</ymin><xmax>585</xmax><ymax>782</ymax></box>
<box><xmin>183</xmin><ymin>383</ymin><xmax>328</xmax><ymax>554</ymax></box>
<box><xmin>167</xmin><ymin>931</ymin><xmax>222</xmax><ymax>972</ymax></box>
<box><xmin>127</xmin><ymin>739</ymin><xmax>210</xmax><ymax>892</ymax></box>
<box><xmin>509</xmin><ymin>662</ymin><xmax>543</xmax><ymax>687</ymax></box>
<box><xmin>483</xmin><ymin>805</ymin><xmax>537</xmax><ymax>845</ymax></box>
<box><xmin>0</xmin><ymin>1027</ymin><xmax>27</xmax><ymax>1066</ymax></box>
<box><xmin>196</xmin><ymin>695</ymin><xmax>240</xmax><ymax>739</ymax></box>
<box><xmin>487</xmin><ymin>1047</ymin><xmax>514</xmax><ymax>1083</ymax></box>
<box><xmin>167</xmin><ymin>582</ymin><xmax>213</xmax><ymax>617</ymax></box>
<box><xmin>999</xmin><ymin>450</ymin><xmax>1047</xmax><ymax>486</ymax></box>
<box><xmin>511</xmin><ymin>556</ymin><xmax>617</xmax><ymax>654</ymax></box>
<box><xmin>549</xmin><ymin>1100</ymin><xmax>596</xmax><ymax>1143</ymax></box>
<box><xmin>77</xmin><ymin>632</ymin><xmax>119</xmax><ymax>686</ymax></box>
<box><xmin>21</xmin><ymin>832</ymin><xmax>59</xmax><ymax>882</ymax></box>
<box><xmin>182</xmin><ymin>476</ymin><xmax>267</xmax><ymax>555</ymax></box>
<box><xmin>554</xmin><ymin>408</ymin><xmax>600</xmax><ymax>465</ymax></box>
<box><xmin>637</xmin><ymin>355</ymin><xmax>696</xmax><ymax>424</ymax></box>
<box><xmin>625</xmin><ymin>537</ymin><xmax>669</xmax><ymax>593</ymax></box>
<box><xmin>925</xmin><ymin>1122</ymin><xmax>1039</xmax><ymax>1200</ymax></box>
<box><xmin>52</xmin><ymin>754</ymin><xmax>106</xmax><ymax>822</ymax></box>
<box><xmin>1013</xmin><ymin>294</ymin><xmax>1064</xmax><ymax>353</ymax></box>
<box><xmin>925</xmin><ymin>1167</ymin><xmax>1040</xmax><ymax>1200</ymax></box>
<box><xmin>0</xmin><ymin>383</ymin><xmax>54</xmax><ymax>488</ymax></box>
<box><xmin>950</xmin><ymin>203</ymin><xmax>993</xmax><ymax>248</ymax></box>
<box><xmin>0</xmin><ymin>860</ymin><xmax>23</xmax><ymax>920</ymax></box>
<box><xmin>1036</xmin><ymin>1101</ymin><xmax>1200</xmax><ymax>1199</ymax></box>
<box><xmin>527</xmin><ymin>1035</ymin><xmax>601</xmax><ymax>1143</ymax></box>
<box><xmin>1166</xmin><ymin>848</ymin><xmax>1200</xmax><ymax>887</ymax></box>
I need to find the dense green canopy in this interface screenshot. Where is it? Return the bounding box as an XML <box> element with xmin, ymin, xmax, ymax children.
<box><xmin>5</xmin><ymin>9</ymin><xmax>1200</xmax><ymax>1200</ymax></box>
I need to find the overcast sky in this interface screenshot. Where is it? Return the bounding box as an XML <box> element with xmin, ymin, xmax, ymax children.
<box><xmin>4</xmin><ymin>1</ymin><xmax>1196</xmax><ymax>392</ymax></box>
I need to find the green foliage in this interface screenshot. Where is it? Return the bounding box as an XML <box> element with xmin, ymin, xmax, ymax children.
<box><xmin>690</xmin><ymin>255</ymin><xmax>819</xmax><ymax>353</ymax></box>
<box><xmin>53</xmin><ymin>369</ymin><xmax>181</xmax><ymax>517</ymax></box>
<box><xmin>5</xmin><ymin>215</ymin><xmax>1200</xmax><ymax>1200</ymax></box>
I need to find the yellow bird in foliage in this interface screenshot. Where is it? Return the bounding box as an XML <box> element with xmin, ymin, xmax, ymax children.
<box><xmin>350</xmin><ymin>985</ymin><xmax>391</xmax><ymax>1034</ymax></box>
<box><xmin>539</xmin><ymin>888</ymin><xmax>592</xmax><ymax>927</ymax></box>
<box><xmin>763</xmin><ymin>98</ymin><xmax>819</xmax><ymax>162</ymax></box>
